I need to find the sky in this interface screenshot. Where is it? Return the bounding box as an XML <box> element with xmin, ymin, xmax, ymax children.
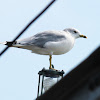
<box><xmin>0</xmin><ymin>0</ymin><xmax>100</xmax><ymax>100</ymax></box>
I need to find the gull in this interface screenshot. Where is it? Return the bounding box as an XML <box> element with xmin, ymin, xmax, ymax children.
<box><xmin>0</xmin><ymin>28</ymin><xmax>87</xmax><ymax>70</ymax></box>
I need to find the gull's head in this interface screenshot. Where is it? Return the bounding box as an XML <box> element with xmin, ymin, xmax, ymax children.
<box><xmin>64</xmin><ymin>28</ymin><xmax>87</xmax><ymax>39</ymax></box>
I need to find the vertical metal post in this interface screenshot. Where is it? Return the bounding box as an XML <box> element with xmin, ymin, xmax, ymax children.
<box><xmin>41</xmin><ymin>75</ymin><xmax>44</xmax><ymax>95</ymax></box>
<box><xmin>57</xmin><ymin>77</ymin><xmax>58</xmax><ymax>82</ymax></box>
<box><xmin>37</xmin><ymin>74</ymin><xmax>41</xmax><ymax>97</ymax></box>
<box><xmin>62</xmin><ymin>75</ymin><xmax>63</xmax><ymax>78</ymax></box>
<box><xmin>61</xmin><ymin>70</ymin><xmax>64</xmax><ymax>78</ymax></box>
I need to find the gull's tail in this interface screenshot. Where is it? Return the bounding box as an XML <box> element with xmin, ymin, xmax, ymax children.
<box><xmin>0</xmin><ymin>41</ymin><xmax>16</xmax><ymax>46</ymax></box>
<box><xmin>0</xmin><ymin>40</ymin><xmax>34</xmax><ymax>51</ymax></box>
<box><xmin>0</xmin><ymin>41</ymin><xmax>13</xmax><ymax>46</ymax></box>
<box><xmin>0</xmin><ymin>41</ymin><xmax>7</xmax><ymax>45</ymax></box>
<box><xmin>0</xmin><ymin>41</ymin><xmax>23</xmax><ymax>48</ymax></box>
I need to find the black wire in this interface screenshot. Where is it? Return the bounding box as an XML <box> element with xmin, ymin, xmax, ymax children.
<box><xmin>0</xmin><ymin>0</ymin><xmax>56</xmax><ymax>57</ymax></box>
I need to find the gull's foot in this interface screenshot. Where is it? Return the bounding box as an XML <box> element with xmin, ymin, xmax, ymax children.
<box><xmin>49</xmin><ymin>64</ymin><xmax>58</xmax><ymax>71</ymax></box>
<box><xmin>51</xmin><ymin>64</ymin><xmax>54</xmax><ymax>68</ymax></box>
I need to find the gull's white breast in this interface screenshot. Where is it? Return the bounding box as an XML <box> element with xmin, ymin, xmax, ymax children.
<box><xmin>43</xmin><ymin>35</ymin><xmax>75</xmax><ymax>55</ymax></box>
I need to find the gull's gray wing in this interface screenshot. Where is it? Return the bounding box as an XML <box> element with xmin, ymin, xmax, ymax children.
<box><xmin>17</xmin><ymin>31</ymin><xmax>66</xmax><ymax>48</ymax></box>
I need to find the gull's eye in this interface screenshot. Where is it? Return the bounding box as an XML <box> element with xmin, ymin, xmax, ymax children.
<box><xmin>74</xmin><ymin>31</ymin><xmax>77</xmax><ymax>33</ymax></box>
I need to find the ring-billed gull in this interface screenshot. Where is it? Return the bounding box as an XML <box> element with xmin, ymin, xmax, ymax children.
<box><xmin>0</xmin><ymin>28</ymin><xmax>87</xmax><ymax>69</ymax></box>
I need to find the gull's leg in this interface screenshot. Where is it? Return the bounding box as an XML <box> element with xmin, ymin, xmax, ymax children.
<box><xmin>49</xmin><ymin>55</ymin><xmax>52</xmax><ymax>69</ymax></box>
<box><xmin>49</xmin><ymin>55</ymin><xmax>57</xmax><ymax>71</ymax></box>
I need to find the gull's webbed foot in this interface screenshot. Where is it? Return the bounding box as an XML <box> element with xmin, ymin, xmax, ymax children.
<box><xmin>49</xmin><ymin>64</ymin><xmax>58</xmax><ymax>71</ymax></box>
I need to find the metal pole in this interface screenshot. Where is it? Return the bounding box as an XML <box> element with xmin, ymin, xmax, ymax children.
<box><xmin>62</xmin><ymin>74</ymin><xmax>63</xmax><ymax>78</ymax></box>
<box><xmin>41</xmin><ymin>75</ymin><xmax>44</xmax><ymax>95</ymax></box>
<box><xmin>37</xmin><ymin>74</ymin><xmax>41</xmax><ymax>97</ymax></box>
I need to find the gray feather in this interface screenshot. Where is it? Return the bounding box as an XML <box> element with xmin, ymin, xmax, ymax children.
<box><xmin>17</xmin><ymin>32</ymin><xmax>66</xmax><ymax>48</ymax></box>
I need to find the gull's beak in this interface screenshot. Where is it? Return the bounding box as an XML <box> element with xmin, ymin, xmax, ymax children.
<box><xmin>79</xmin><ymin>35</ymin><xmax>87</xmax><ymax>38</ymax></box>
